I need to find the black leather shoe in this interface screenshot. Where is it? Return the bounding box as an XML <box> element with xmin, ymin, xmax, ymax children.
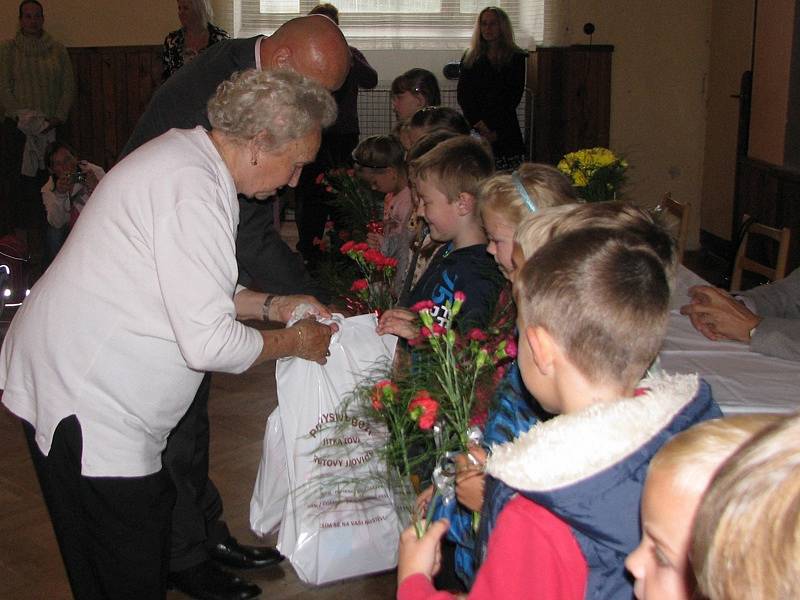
<box><xmin>168</xmin><ymin>561</ymin><xmax>261</xmax><ymax>600</ymax></box>
<box><xmin>209</xmin><ymin>536</ymin><xmax>284</xmax><ymax>570</ymax></box>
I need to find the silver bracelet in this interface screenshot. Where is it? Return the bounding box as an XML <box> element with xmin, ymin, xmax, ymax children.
<box><xmin>262</xmin><ymin>294</ymin><xmax>276</xmax><ymax>322</ymax></box>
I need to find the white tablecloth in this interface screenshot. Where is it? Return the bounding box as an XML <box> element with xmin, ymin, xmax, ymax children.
<box><xmin>659</xmin><ymin>266</ymin><xmax>800</xmax><ymax>414</ymax></box>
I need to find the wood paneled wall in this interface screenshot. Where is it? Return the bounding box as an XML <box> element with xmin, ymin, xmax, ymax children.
<box><xmin>528</xmin><ymin>45</ymin><xmax>613</xmax><ymax>165</ymax></box>
<box><xmin>65</xmin><ymin>46</ymin><xmax>162</xmax><ymax>171</ymax></box>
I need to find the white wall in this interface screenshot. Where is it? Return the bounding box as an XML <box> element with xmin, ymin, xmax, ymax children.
<box><xmin>562</xmin><ymin>1</ymin><xmax>711</xmax><ymax>247</ymax></box>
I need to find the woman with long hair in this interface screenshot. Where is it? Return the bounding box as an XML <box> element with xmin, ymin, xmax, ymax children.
<box><xmin>162</xmin><ymin>0</ymin><xmax>229</xmax><ymax>80</ymax></box>
<box><xmin>457</xmin><ymin>7</ymin><xmax>527</xmax><ymax>170</ymax></box>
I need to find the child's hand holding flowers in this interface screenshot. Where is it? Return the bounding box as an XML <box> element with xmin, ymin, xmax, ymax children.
<box><xmin>377</xmin><ymin>307</ymin><xmax>419</xmax><ymax>339</ymax></box>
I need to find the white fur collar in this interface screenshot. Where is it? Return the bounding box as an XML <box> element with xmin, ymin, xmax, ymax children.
<box><xmin>486</xmin><ymin>372</ymin><xmax>700</xmax><ymax>492</ymax></box>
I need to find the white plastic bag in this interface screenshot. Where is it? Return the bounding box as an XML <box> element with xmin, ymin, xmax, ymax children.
<box><xmin>263</xmin><ymin>313</ymin><xmax>400</xmax><ymax>585</ymax></box>
<box><xmin>249</xmin><ymin>406</ymin><xmax>289</xmax><ymax>536</ymax></box>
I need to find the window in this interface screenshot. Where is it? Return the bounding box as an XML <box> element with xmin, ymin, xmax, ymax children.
<box><xmin>224</xmin><ymin>1</ymin><xmax>563</xmax><ymax>50</ymax></box>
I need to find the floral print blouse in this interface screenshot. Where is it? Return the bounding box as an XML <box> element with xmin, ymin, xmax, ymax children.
<box><xmin>161</xmin><ymin>23</ymin><xmax>229</xmax><ymax>81</ymax></box>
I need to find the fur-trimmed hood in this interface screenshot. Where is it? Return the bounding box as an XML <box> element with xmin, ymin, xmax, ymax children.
<box><xmin>487</xmin><ymin>372</ymin><xmax>710</xmax><ymax>491</ymax></box>
<box><xmin>482</xmin><ymin>372</ymin><xmax>721</xmax><ymax>600</ymax></box>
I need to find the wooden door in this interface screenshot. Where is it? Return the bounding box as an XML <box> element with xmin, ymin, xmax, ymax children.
<box><xmin>701</xmin><ymin>0</ymin><xmax>756</xmax><ymax>243</ymax></box>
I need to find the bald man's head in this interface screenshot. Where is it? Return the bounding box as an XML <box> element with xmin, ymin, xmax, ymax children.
<box><xmin>260</xmin><ymin>15</ymin><xmax>350</xmax><ymax>91</ymax></box>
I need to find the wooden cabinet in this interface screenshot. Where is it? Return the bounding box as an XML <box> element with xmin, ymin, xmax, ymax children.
<box><xmin>527</xmin><ymin>45</ymin><xmax>613</xmax><ymax>165</ymax></box>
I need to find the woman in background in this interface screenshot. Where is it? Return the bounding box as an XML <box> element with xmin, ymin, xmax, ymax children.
<box><xmin>162</xmin><ymin>0</ymin><xmax>228</xmax><ymax>80</ymax></box>
<box><xmin>457</xmin><ymin>7</ymin><xmax>527</xmax><ymax>171</ymax></box>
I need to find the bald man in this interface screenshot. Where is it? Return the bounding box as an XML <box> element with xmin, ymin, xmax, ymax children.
<box><xmin>121</xmin><ymin>16</ymin><xmax>350</xmax><ymax>600</ymax></box>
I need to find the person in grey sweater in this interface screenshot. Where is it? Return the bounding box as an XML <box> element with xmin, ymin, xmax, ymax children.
<box><xmin>681</xmin><ymin>267</ymin><xmax>800</xmax><ymax>361</ymax></box>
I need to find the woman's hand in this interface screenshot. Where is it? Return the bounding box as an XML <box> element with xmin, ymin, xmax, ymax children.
<box><xmin>455</xmin><ymin>447</ymin><xmax>487</xmax><ymax>512</ymax></box>
<box><xmin>377</xmin><ymin>308</ymin><xmax>419</xmax><ymax>339</ymax></box>
<box><xmin>271</xmin><ymin>294</ymin><xmax>332</xmax><ymax>323</ymax></box>
<box><xmin>290</xmin><ymin>317</ymin><xmax>335</xmax><ymax>364</ymax></box>
<box><xmin>680</xmin><ymin>285</ymin><xmax>761</xmax><ymax>343</ymax></box>
<box><xmin>397</xmin><ymin>519</ymin><xmax>449</xmax><ymax>587</ymax></box>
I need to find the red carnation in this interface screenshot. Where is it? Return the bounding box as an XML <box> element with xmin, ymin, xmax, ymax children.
<box><xmin>367</xmin><ymin>220</ymin><xmax>385</xmax><ymax>234</ymax></box>
<box><xmin>350</xmin><ymin>278</ymin><xmax>369</xmax><ymax>292</ymax></box>
<box><xmin>371</xmin><ymin>379</ymin><xmax>398</xmax><ymax>410</ymax></box>
<box><xmin>408</xmin><ymin>391</ymin><xmax>439</xmax><ymax>430</ymax></box>
<box><xmin>454</xmin><ymin>291</ymin><xmax>466</xmax><ymax>303</ymax></box>
<box><xmin>467</xmin><ymin>328</ymin><xmax>488</xmax><ymax>342</ymax></box>
<box><xmin>410</xmin><ymin>300</ymin><xmax>435</xmax><ymax>313</ymax></box>
<box><xmin>363</xmin><ymin>248</ymin><xmax>384</xmax><ymax>265</ymax></box>
<box><xmin>315</xmin><ymin>172</ymin><xmax>326</xmax><ymax>185</ymax></box>
<box><xmin>340</xmin><ymin>240</ymin><xmax>355</xmax><ymax>254</ymax></box>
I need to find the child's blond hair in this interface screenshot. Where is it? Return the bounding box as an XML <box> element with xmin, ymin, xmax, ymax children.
<box><xmin>408</xmin><ymin>135</ymin><xmax>494</xmax><ymax>202</ymax></box>
<box><xmin>479</xmin><ymin>163</ymin><xmax>577</xmax><ymax>225</ymax></box>
<box><xmin>514</xmin><ymin>220</ymin><xmax>673</xmax><ymax>390</ymax></box>
<box><xmin>514</xmin><ymin>202</ymin><xmax>678</xmax><ymax>287</ymax></box>
<box><xmin>691</xmin><ymin>413</ymin><xmax>800</xmax><ymax>600</ymax></box>
<box><xmin>650</xmin><ymin>414</ymin><xmax>779</xmax><ymax>496</ymax></box>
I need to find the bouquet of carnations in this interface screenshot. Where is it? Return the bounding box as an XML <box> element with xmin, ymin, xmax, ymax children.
<box><xmin>557</xmin><ymin>147</ymin><xmax>628</xmax><ymax>202</ymax></box>
<box><xmin>337</xmin><ymin>291</ymin><xmax>517</xmax><ymax>536</ymax></box>
<box><xmin>339</xmin><ymin>240</ymin><xmax>398</xmax><ymax>315</ymax></box>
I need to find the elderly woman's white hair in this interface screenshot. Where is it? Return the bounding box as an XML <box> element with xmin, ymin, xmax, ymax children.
<box><xmin>189</xmin><ymin>0</ymin><xmax>212</xmax><ymax>28</ymax></box>
<box><xmin>207</xmin><ymin>69</ymin><xmax>337</xmax><ymax>151</ymax></box>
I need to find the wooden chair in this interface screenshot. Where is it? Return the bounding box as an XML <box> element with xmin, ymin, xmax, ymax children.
<box><xmin>730</xmin><ymin>214</ymin><xmax>791</xmax><ymax>291</ymax></box>
<box><xmin>659</xmin><ymin>193</ymin><xmax>691</xmax><ymax>264</ymax></box>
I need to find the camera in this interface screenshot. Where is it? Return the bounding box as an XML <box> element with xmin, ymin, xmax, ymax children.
<box><xmin>69</xmin><ymin>167</ymin><xmax>87</xmax><ymax>185</ymax></box>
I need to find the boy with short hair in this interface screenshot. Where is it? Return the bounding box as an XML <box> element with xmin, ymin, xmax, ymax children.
<box><xmin>378</xmin><ymin>135</ymin><xmax>501</xmax><ymax>337</ymax></box>
<box><xmin>396</xmin><ymin>212</ymin><xmax>721</xmax><ymax>600</ymax></box>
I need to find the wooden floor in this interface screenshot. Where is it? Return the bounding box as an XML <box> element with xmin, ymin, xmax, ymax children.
<box><xmin>0</xmin><ymin>351</ymin><xmax>398</xmax><ymax>600</ymax></box>
<box><xmin>0</xmin><ymin>219</ymin><xmax>398</xmax><ymax>600</ymax></box>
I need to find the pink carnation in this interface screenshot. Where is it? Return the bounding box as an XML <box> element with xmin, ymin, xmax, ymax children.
<box><xmin>506</xmin><ymin>338</ymin><xmax>518</xmax><ymax>359</ymax></box>
<box><xmin>315</xmin><ymin>172</ymin><xmax>326</xmax><ymax>185</ymax></box>
<box><xmin>454</xmin><ymin>291</ymin><xmax>466</xmax><ymax>303</ymax></box>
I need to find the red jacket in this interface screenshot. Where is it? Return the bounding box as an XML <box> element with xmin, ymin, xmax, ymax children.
<box><xmin>397</xmin><ymin>496</ymin><xmax>587</xmax><ymax>600</ymax></box>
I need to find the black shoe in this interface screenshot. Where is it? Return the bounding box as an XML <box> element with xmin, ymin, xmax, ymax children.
<box><xmin>168</xmin><ymin>561</ymin><xmax>262</xmax><ymax>600</ymax></box>
<box><xmin>209</xmin><ymin>536</ymin><xmax>284</xmax><ymax>570</ymax></box>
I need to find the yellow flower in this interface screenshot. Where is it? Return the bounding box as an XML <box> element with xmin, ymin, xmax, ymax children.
<box><xmin>572</xmin><ymin>170</ymin><xmax>588</xmax><ymax>187</ymax></box>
